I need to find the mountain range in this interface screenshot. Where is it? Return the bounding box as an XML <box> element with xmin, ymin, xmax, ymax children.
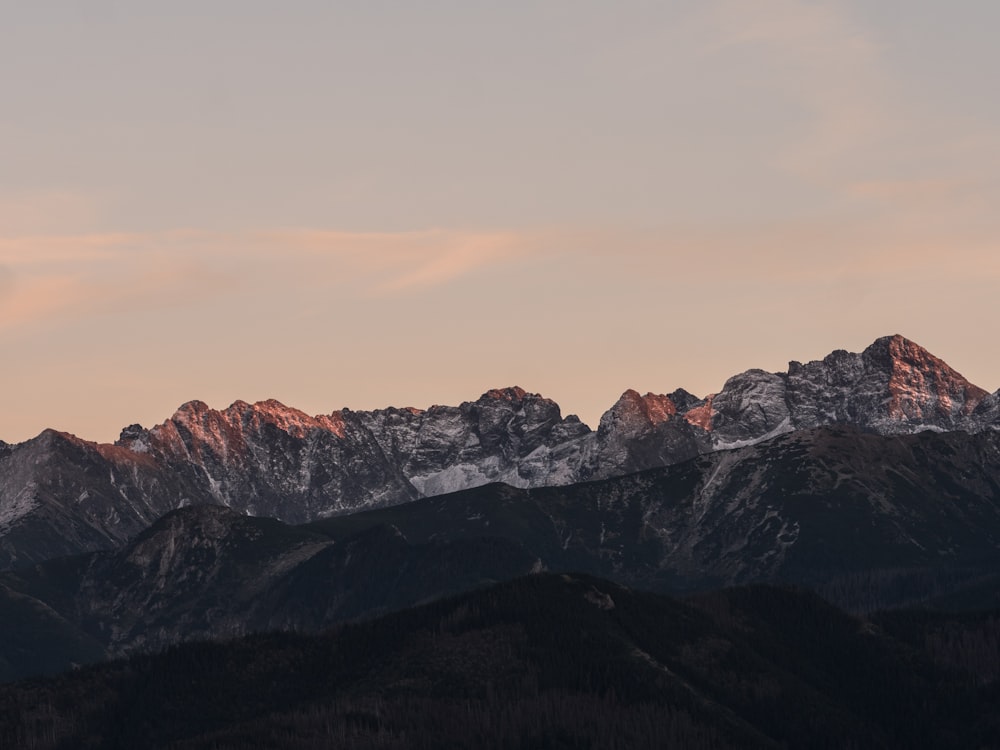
<box><xmin>0</xmin><ymin>335</ymin><xmax>999</xmax><ymax>681</ymax></box>
<box><xmin>2</xmin><ymin>333</ymin><xmax>1000</xmax><ymax>744</ymax></box>
<box><xmin>2</xmin><ymin>334</ymin><xmax>998</xmax><ymax>569</ymax></box>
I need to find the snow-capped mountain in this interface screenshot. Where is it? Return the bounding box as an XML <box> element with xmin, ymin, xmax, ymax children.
<box><xmin>1</xmin><ymin>335</ymin><xmax>997</xmax><ymax>567</ymax></box>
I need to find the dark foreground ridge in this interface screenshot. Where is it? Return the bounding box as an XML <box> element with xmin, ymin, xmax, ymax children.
<box><xmin>2</xmin><ymin>573</ymin><xmax>998</xmax><ymax>750</ymax></box>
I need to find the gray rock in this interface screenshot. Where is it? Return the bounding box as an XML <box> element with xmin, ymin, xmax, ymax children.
<box><xmin>1</xmin><ymin>335</ymin><xmax>997</xmax><ymax>568</ymax></box>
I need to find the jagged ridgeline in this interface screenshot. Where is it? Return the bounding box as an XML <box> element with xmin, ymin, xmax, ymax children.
<box><xmin>2</xmin><ymin>334</ymin><xmax>999</xmax><ymax>568</ymax></box>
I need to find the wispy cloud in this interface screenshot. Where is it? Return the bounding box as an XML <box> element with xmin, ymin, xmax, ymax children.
<box><xmin>0</xmin><ymin>228</ymin><xmax>539</xmax><ymax>329</ymax></box>
<box><xmin>370</xmin><ymin>232</ymin><xmax>526</xmax><ymax>293</ymax></box>
<box><xmin>262</xmin><ymin>228</ymin><xmax>534</xmax><ymax>294</ymax></box>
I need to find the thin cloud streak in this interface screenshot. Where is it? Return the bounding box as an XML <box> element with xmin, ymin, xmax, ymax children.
<box><xmin>0</xmin><ymin>228</ymin><xmax>540</xmax><ymax>329</ymax></box>
<box><xmin>3</xmin><ymin>207</ymin><xmax>997</xmax><ymax>333</ymax></box>
<box><xmin>264</xmin><ymin>228</ymin><xmax>534</xmax><ymax>293</ymax></box>
<box><xmin>373</xmin><ymin>232</ymin><xmax>527</xmax><ymax>293</ymax></box>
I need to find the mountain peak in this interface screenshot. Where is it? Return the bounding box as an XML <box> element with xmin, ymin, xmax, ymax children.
<box><xmin>865</xmin><ymin>333</ymin><xmax>932</xmax><ymax>360</ymax></box>
<box><xmin>241</xmin><ymin>399</ymin><xmax>348</xmax><ymax>439</ymax></box>
<box><xmin>172</xmin><ymin>400</ymin><xmax>212</xmax><ymax>420</ymax></box>
<box><xmin>876</xmin><ymin>332</ymin><xmax>913</xmax><ymax>344</ymax></box>
<box><xmin>861</xmin><ymin>334</ymin><xmax>988</xmax><ymax>419</ymax></box>
<box><xmin>480</xmin><ymin>386</ymin><xmax>529</xmax><ymax>402</ymax></box>
<box><xmin>861</xmin><ymin>334</ymin><xmax>964</xmax><ymax>370</ymax></box>
<box><xmin>613</xmin><ymin>390</ymin><xmax>678</xmax><ymax>425</ymax></box>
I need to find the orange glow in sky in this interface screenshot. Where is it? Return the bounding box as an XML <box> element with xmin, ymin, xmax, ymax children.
<box><xmin>1</xmin><ymin>1</ymin><xmax>998</xmax><ymax>443</ymax></box>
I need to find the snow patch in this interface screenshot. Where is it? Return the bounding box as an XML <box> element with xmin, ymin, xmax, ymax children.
<box><xmin>713</xmin><ymin>417</ymin><xmax>793</xmax><ymax>451</ymax></box>
<box><xmin>409</xmin><ymin>463</ymin><xmax>496</xmax><ymax>496</ymax></box>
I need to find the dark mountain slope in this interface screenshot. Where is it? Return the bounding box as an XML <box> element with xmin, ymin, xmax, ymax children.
<box><xmin>0</xmin><ymin>581</ymin><xmax>105</xmax><ymax>681</ymax></box>
<box><xmin>1</xmin><ymin>574</ymin><xmax>997</xmax><ymax>750</ymax></box>
<box><xmin>3</xmin><ymin>425</ymin><xmax>1000</xmax><ymax>680</ymax></box>
<box><xmin>0</xmin><ymin>504</ymin><xmax>539</xmax><ymax>676</ymax></box>
<box><xmin>306</xmin><ymin>424</ymin><xmax>1000</xmax><ymax>597</ymax></box>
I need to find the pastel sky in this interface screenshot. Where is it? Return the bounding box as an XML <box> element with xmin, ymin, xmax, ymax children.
<box><xmin>2</xmin><ymin>1</ymin><xmax>999</xmax><ymax>443</ymax></box>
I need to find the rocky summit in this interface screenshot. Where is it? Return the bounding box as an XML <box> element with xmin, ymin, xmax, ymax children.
<box><xmin>1</xmin><ymin>335</ymin><xmax>997</xmax><ymax>568</ymax></box>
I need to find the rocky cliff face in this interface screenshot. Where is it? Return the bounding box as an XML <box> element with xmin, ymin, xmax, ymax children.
<box><xmin>0</xmin><ymin>388</ymin><xmax>595</xmax><ymax>566</ymax></box>
<box><xmin>126</xmin><ymin>386</ymin><xmax>594</xmax><ymax>520</ymax></box>
<box><xmin>1</xmin><ymin>335</ymin><xmax>997</xmax><ymax>567</ymax></box>
<box><xmin>577</xmin><ymin>335</ymin><xmax>999</xmax><ymax>478</ymax></box>
<box><xmin>0</xmin><ymin>430</ymin><xmax>199</xmax><ymax>568</ymax></box>
<box><xmin>612</xmin><ymin>334</ymin><xmax>998</xmax><ymax>453</ymax></box>
<box><xmin>783</xmin><ymin>334</ymin><xmax>995</xmax><ymax>434</ymax></box>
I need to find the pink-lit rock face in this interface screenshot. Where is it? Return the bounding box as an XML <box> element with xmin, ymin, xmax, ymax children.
<box><xmin>640</xmin><ymin>392</ymin><xmax>678</xmax><ymax>424</ymax></box>
<box><xmin>482</xmin><ymin>386</ymin><xmax>529</xmax><ymax>402</ymax></box>
<box><xmin>683</xmin><ymin>396</ymin><xmax>716</xmax><ymax>432</ymax></box>
<box><xmin>232</xmin><ymin>399</ymin><xmax>348</xmax><ymax>440</ymax></box>
<box><xmin>776</xmin><ymin>334</ymin><xmax>997</xmax><ymax>437</ymax></box>
<box><xmin>590</xmin><ymin>389</ymin><xmax>709</xmax><ymax>480</ymax></box>
<box><xmin>882</xmin><ymin>335</ymin><xmax>988</xmax><ymax>420</ymax></box>
<box><xmin>143</xmin><ymin>399</ymin><xmax>348</xmax><ymax>461</ymax></box>
<box><xmin>152</xmin><ymin>400</ymin><xmax>249</xmax><ymax>462</ymax></box>
<box><xmin>601</xmin><ymin>390</ymin><xmax>678</xmax><ymax>430</ymax></box>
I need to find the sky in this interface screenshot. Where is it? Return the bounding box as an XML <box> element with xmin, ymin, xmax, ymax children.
<box><xmin>2</xmin><ymin>0</ymin><xmax>999</xmax><ymax>443</ymax></box>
